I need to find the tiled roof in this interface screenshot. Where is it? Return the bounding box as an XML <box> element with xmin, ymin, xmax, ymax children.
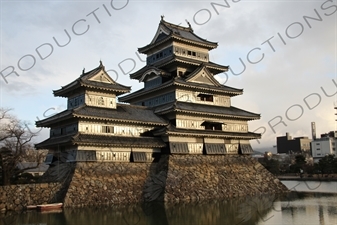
<box><xmin>138</xmin><ymin>19</ymin><xmax>218</xmax><ymax>54</ymax></box>
<box><xmin>119</xmin><ymin>77</ymin><xmax>242</xmax><ymax>103</ymax></box>
<box><xmin>73</xmin><ymin>134</ymin><xmax>166</xmax><ymax>148</ymax></box>
<box><xmin>35</xmin><ymin>134</ymin><xmax>74</xmax><ymax>149</ymax></box>
<box><xmin>53</xmin><ymin>62</ymin><xmax>130</xmax><ymax>97</ymax></box>
<box><xmin>35</xmin><ymin>133</ymin><xmax>166</xmax><ymax>149</ymax></box>
<box><xmin>118</xmin><ymin>80</ymin><xmax>173</xmax><ymax>102</ymax></box>
<box><xmin>80</xmin><ymin>80</ymin><xmax>130</xmax><ymax>92</ymax></box>
<box><xmin>154</xmin><ymin>102</ymin><xmax>260</xmax><ymax>120</ymax></box>
<box><xmin>36</xmin><ymin>104</ymin><xmax>168</xmax><ymax>127</ymax></box>
<box><xmin>174</xmin><ymin>77</ymin><xmax>243</xmax><ymax>95</ymax></box>
<box><xmin>35</xmin><ymin>110</ymin><xmax>73</xmax><ymax>127</ymax></box>
<box><xmin>130</xmin><ymin>55</ymin><xmax>228</xmax><ymax>80</ymax></box>
<box><xmin>73</xmin><ymin>104</ymin><xmax>167</xmax><ymax>125</ymax></box>
<box><xmin>153</xmin><ymin>125</ymin><xmax>261</xmax><ymax>139</ymax></box>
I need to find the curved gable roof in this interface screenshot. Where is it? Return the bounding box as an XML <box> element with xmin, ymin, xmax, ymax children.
<box><xmin>53</xmin><ymin>61</ymin><xmax>130</xmax><ymax>97</ymax></box>
<box><xmin>138</xmin><ymin>18</ymin><xmax>218</xmax><ymax>54</ymax></box>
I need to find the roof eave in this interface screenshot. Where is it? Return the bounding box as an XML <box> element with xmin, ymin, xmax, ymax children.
<box><xmin>166</xmin><ymin>131</ymin><xmax>261</xmax><ymax>139</ymax></box>
<box><xmin>171</xmin><ymin>36</ymin><xmax>218</xmax><ymax>49</ymax></box>
<box><xmin>138</xmin><ymin>34</ymin><xmax>218</xmax><ymax>54</ymax></box>
<box><xmin>119</xmin><ymin>81</ymin><xmax>174</xmax><ymax>102</ymax></box>
<box><xmin>53</xmin><ymin>81</ymin><xmax>81</xmax><ymax>97</ymax></box>
<box><xmin>174</xmin><ymin>82</ymin><xmax>243</xmax><ymax>96</ymax></box>
<box><xmin>138</xmin><ymin>36</ymin><xmax>172</xmax><ymax>54</ymax></box>
<box><xmin>73</xmin><ymin>141</ymin><xmax>165</xmax><ymax>148</ymax></box>
<box><xmin>35</xmin><ymin>111</ymin><xmax>73</xmax><ymax>128</ymax></box>
<box><xmin>35</xmin><ymin>137</ymin><xmax>74</xmax><ymax>149</ymax></box>
<box><xmin>73</xmin><ymin>114</ymin><xmax>168</xmax><ymax>126</ymax></box>
<box><xmin>175</xmin><ymin>109</ymin><xmax>260</xmax><ymax>120</ymax></box>
<box><xmin>79</xmin><ymin>82</ymin><xmax>130</xmax><ymax>95</ymax></box>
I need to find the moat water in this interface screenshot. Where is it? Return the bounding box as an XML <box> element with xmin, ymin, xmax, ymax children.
<box><xmin>2</xmin><ymin>181</ymin><xmax>337</xmax><ymax>225</ymax></box>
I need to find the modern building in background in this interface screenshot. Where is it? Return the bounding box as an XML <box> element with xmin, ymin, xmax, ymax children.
<box><xmin>264</xmin><ymin>104</ymin><xmax>337</xmax><ymax>164</ymax></box>
<box><xmin>311</xmin><ymin>131</ymin><xmax>336</xmax><ymax>162</ymax></box>
<box><xmin>276</xmin><ymin>120</ymin><xmax>336</xmax><ymax>163</ymax></box>
<box><xmin>276</xmin><ymin>133</ymin><xmax>311</xmax><ymax>154</ymax></box>
<box><xmin>311</xmin><ymin>122</ymin><xmax>316</xmax><ymax>141</ymax></box>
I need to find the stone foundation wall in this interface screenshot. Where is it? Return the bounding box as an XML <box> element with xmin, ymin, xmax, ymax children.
<box><xmin>63</xmin><ymin>162</ymin><xmax>157</xmax><ymax>207</ymax></box>
<box><xmin>144</xmin><ymin>154</ymin><xmax>288</xmax><ymax>202</ymax></box>
<box><xmin>63</xmin><ymin>155</ymin><xmax>288</xmax><ymax>207</ymax></box>
<box><xmin>0</xmin><ymin>183</ymin><xmax>61</xmax><ymax>211</ymax></box>
<box><xmin>1</xmin><ymin>155</ymin><xmax>288</xmax><ymax>211</ymax></box>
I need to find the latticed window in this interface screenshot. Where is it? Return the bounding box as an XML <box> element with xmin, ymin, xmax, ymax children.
<box><xmin>98</xmin><ymin>97</ymin><xmax>104</xmax><ymax>105</ymax></box>
<box><xmin>102</xmin><ymin>126</ymin><xmax>114</xmax><ymax>133</ymax></box>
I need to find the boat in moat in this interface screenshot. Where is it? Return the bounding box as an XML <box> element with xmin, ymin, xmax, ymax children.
<box><xmin>36</xmin><ymin>203</ymin><xmax>63</xmax><ymax>211</ymax></box>
<box><xmin>26</xmin><ymin>205</ymin><xmax>37</xmax><ymax>210</ymax></box>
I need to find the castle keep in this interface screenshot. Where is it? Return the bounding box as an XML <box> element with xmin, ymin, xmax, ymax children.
<box><xmin>36</xmin><ymin>18</ymin><xmax>261</xmax><ymax>160</ymax></box>
<box><xmin>34</xmin><ymin>18</ymin><xmax>287</xmax><ymax>206</ymax></box>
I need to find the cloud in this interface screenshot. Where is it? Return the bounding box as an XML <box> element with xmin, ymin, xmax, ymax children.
<box><xmin>0</xmin><ymin>0</ymin><xmax>336</xmax><ymax>149</ymax></box>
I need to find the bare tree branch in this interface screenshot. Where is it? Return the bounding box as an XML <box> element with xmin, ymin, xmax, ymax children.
<box><xmin>0</xmin><ymin>108</ymin><xmax>41</xmax><ymax>185</ymax></box>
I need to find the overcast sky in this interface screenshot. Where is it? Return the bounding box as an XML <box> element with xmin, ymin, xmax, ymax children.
<box><xmin>0</xmin><ymin>0</ymin><xmax>336</xmax><ymax>151</ymax></box>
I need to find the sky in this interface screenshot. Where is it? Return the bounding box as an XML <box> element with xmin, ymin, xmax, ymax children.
<box><xmin>0</xmin><ymin>0</ymin><xmax>336</xmax><ymax>152</ymax></box>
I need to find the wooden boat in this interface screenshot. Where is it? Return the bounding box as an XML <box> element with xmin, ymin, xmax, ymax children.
<box><xmin>36</xmin><ymin>203</ymin><xmax>63</xmax><ymax>211</ymax></box>
<box><xmin>26</xmin><ymin>205</ymin><xmax>37</xmax><ymax>210</ymax></box>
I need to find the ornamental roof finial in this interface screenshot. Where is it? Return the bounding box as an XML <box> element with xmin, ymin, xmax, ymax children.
<box><xmin>82</xmin><ymin>68</ymin><xmax>85</xmax><ymax>74</ymax></box>
<box><xmin>99</xmin><ymin>60</ymin><xmax>105</xmax><ymax>70</ymax></box>
<box><xmin>161</xmin><ymin>15</ymin><xmax>164</xmax><ymax>21</ymax></box>
<box><xmin>185</xmin><ymin>19</ymin><xmax>193</xmax><ymax>31</ymax></box>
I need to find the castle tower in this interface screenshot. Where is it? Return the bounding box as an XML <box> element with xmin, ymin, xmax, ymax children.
<box><xmin>36</xmin><ymin>62</ymin><xmax>167</xmax><ymax>162</ymax></box>
<box><xmin>119</xmin><ymin>18</ymin><xmax>261</xmax><ymax>155</ymax></box>
<box><xmin>33</xmin><ymin>18</ymin><xmax>288</xmax><ymax>207</ymax></box>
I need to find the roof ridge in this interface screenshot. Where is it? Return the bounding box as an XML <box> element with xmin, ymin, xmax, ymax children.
<box><xmin>161</xmin><ymin>18</ymin><xmax>192</xmax><ymax>32</ymax></box>
<box><xmin>80</xmin><ymin>61</ymin><xmax>103</xmax><ymax>79</ymax></box>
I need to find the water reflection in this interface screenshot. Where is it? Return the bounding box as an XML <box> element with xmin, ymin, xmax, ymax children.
<box><xmin>281</xmin><ymin>180</ymin><xmax>337</xmax><ymax>193</ymax></box>
<box><xmin>164</xmin><ymin>195</ymin><xmax>275</xmax><ymax>225</ymax></box>
<box><xmin>2</xmin><ymin>195</ymin><xmax>274</xmax><ymax>225</ymax></box>
<box><xmin>1</xmin><ymin>209</ymin><xmax>66</xmax><ymax>225</ymax></box>
<box><xmin>2</xmin><ymin>192</ymin><xmax>337</xmax><ymax>225</ymax></box>
<box><xmin>259</xmin><ymin>192</ymin><xmax>337</xmax><ymax>225</ymax></box>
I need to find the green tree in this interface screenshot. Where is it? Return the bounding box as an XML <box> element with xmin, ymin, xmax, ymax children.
<box><xmin>260</xmin><ymin>158</ymin><xmax>280</xmax><ymax>175</ymax></box>
<box><xmin>318</xmin><ymin>155</ymin><xmax>336</xmax><ymax>175</ymax></box>
<box><xmin>289</xmin><ymin>155</ymin><xmax>306</xmax><ymax>174</ymax></box>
